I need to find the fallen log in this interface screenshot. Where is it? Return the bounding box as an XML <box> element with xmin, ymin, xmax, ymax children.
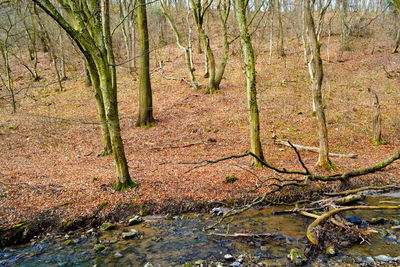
<box><xmin>307</xmin><ymin>205</ymin><xmax>400</xmax><ymax>245</ymax></box>
<box><xmin>275</xmin><ymin>141</ymin><xmax>358</xmax><ymax>158</ymax></box>
<box><xmin>325</xmin><ymin>185</ymin><xmax>400</xmax><ymax>196</ymax></box>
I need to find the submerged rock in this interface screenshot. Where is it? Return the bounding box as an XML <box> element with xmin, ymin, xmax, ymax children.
<box><xmin>93</xmin><ymin>244</ymin><xmax>105</xmax><ymax>252</ymax></box>
<box><xmin>114</xmin><ymin>252</ymin><xmax>123</xmax><ymax>258</ymax></box>
<box><xmin>128</xmin><ymin>216</ymin><xmax>143</xmax><ymax>226</ymax></box>
<box><xmin>224</xmin><ymin>253</ymin><xmax>235</xmax><ymax>261</ymax></box>
<box><xmin>368</xmin><ymin>217</ymin><xmax>389</xmax><ymax>225</ymax></box>
<box><xmin>121</xmin><ymin>229</ymin><xmax>139</xmax><ymax>239</ymax></box>
<box><xmin>325</xmin><ymin>246</ymin><xmax>335</xmax><ymax>256</ymax></box>
<box><xmin>287</xmin><ymin>248</ymin><xmax>307</xmax><ymax>266</ymax></box>
<box><xmin>100</xmin><ymin>222</ymin><xmax>116</xmax><ymax>231</ymax></box>
<box><xmin>374</xmin><ymin>255</ymin><xmax>394</xmax><ymax>262</ymax></box>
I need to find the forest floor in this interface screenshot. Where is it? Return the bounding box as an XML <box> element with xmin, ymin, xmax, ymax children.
<box><xmin>0</xmin><ymin>34</ymin><xmax>399</xmax><ymax>229</ymax></box>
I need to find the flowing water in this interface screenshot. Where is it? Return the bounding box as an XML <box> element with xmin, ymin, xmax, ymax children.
<box><xmin>1</xmin><ymin>193</ymin><xmax>399</xmax><ymax>267</ymax></box>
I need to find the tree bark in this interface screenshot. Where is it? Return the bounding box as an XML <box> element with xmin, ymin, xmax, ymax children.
<box><xmin>304</xmin><ymin>0</ymin><xmax>333</xmax><ymax>169</ymax></box>
<box><xmin>234</xmin><ymin>0</ymin><xmax>265</xmax><ymax>167</ymax></box>
<box><xmin>136</xmin><ymin>0</ymin><xmax>155</xmax><ymax>127</ymax></box>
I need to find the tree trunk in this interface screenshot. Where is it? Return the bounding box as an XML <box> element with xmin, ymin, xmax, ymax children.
<box><xmin>304</xmin><ymin>0</ymin><xmax>333</xmax><ymax>169</ymax></box>
<box><xmin>234</xmin><ymin>0</ymin><xmax>265</xmax><ymax>167</ymax></box>
<box><xmin>101</xmin><ymin>0</ymin><xmax>136</xmax><ymax>190</ymax></box>
<box><xmin>368</xmin><ymin>88</ymin><xmax>385</xmax><ymax>145</ymax></box>
<box><xmin>136</xmin><ymin>0</ymin><xmax>156</xmax><ymax>127</ymax></box>
<box><xmin>85</xmin><ymin>58</ymin><xmax>112</xmax><ymax>155</ymax></box>
<box><xmin>392</xmin><ymin>28</ymin><xmax>400</xmax><ymax>53</ymax></box>
<box><xmin>275</xmin><ymin>0</ymin><xmax>286</xmax><ymax>57</ymax></box>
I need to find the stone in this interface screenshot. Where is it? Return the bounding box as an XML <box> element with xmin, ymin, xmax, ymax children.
<box><xmin>128</xmin><ymin>216</ymin><xmax>143</xmax><ymax>226</ymax></box>
<box><xmin>143</xmin><ymin>263</ymin><xmax>154</xmax><ymax>267</ymax></box>
<box><xmin>93</xmin><ymin>244</ymin><xmax>106</xmax><ymax>252</ymax></box>
<box><xmin>368</xmin><ymin>217</ymin><xmax>388</xmax><ymax>225</ymax></box>
<box><xmin>224</xmin><ymin>254</ymin><xmax>234</xmax><ymax>261</ymax></box>
<box><xmin>195</xmin><ymin>259</ymin><xmax>206</xmax><ymax>266</ymax></box>
<box><xmin>325</xmin><ymin>246</ymin><xmax>335</xmax><ymax>256</ymax></box>
<box><xmin>230</xmin><ymin>261</ymin><xmax>241</xmax><ymax>267</ymax></box>
<box><xmin>122</xmin><ymin>229</ymin><xmax>139</xmax><ymax>239</ymax></box>
<box><xmin>114</xmin><ymin>252</ymin><xmax>123</xmax><ymax>258</ymax></box>
<box><xmin>100</xmin><ymin>222</ymin><xmax>116</xmax><ymax>231</ymax></box>
<box><xmin>287</xmin><ymin>248</ymin><xmax>307</xmax><ymax>266</ymax></box>
<box><xmin>374</xmin><ymin>255</ymin><xmax>393</xmax><ymax>262</ymax></box>
<box><xmin>364</xmin><ymin>257</ymin><xmax>375</xmax><ymax>264</ymax></box>
<box><xmin>387</xmin><ymin>235</ymin><xmax>397</xmax><ymax>242</ymax></box>
<box><xmin>211</xmin><ymin>208</ymin><xmax>224</xmax><ymax>216</ymax></box>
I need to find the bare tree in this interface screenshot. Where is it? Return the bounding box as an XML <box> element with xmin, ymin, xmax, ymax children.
<box><xmin>304</xmin><ymin>0</ymin><xmax>334</xmax><ymax>169</ymax></box>
<box><xmin>234</xmin><ymin>0</ymin><xmax>265</xmax><ymax>167</ymax></box>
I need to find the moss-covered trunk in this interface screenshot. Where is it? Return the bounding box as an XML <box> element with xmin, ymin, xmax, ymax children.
<box><xmin>136</xmin><ymin>0</ymin><xmax>155</xmax><ymax>127</ymax></box>
<box><xmin>234</xmin><ymin>0</ymin><xmax>265</xmax><ymax>167</ymax></box>
<box><xmin>85</xmin><ymin>58</ymin><xmax>112</xmax><ymax>155</ymax></box>
<box><xmin>304</xmin><ymin>0</ymin><xmax>332</xmax><ymax>169</ymax></box>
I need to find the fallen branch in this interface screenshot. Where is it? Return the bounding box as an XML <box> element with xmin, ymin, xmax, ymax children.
<box><xmin>325</xmin><ymin>185</ymin><xmax>400</xmax><ymax>196</ymax></box>
<box><xmin>307</xmin><ymin>205</ymin><xmax>400</xmax><ymax>245</ymax></box>
<box><xmin>275</xmin><ymin>140</ymin><xmax>358</xmax><ymax>158</ymax></box>
<box><xmin>208</xmin><ymin>232</ymin><xmax>275</xmax><ymax>238</ymax></box>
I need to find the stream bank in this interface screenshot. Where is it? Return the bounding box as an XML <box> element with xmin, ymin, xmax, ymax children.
<box><xmin>1</xmin><ymin>192</ymin><xmax>400</xmax><ymax>266</ymax></box>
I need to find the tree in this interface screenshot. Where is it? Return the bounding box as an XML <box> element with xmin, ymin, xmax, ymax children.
<box><xmin>390</xmin><ymin>0</ymin><xmax>400</xmax><ymax>53</ymax></box>
<box><xmin>234</xmin><ymin>0</ymin><xmax>265</xmax><ymax>167</ymax></box>
<box><xmin>136</xmin><ymin>0</ymin><xmax>156</xmax><ymax>127</ymax></box>
<box><xmin>0</xmin><ymin>3</ymin><xmax>17</xmax><ymax>113</ymax></box>
<box><xmin>31</xmin><ymin>0</ymin><xmax>136</xmax><ymax>190</ymax></box>
<box><xmin>303</xmin><ymin>0</ymin><xmax>333</xmax><ymax>169</ymax></box>
<box><xmin>160</xmin><ymin>0</ymin><xmax>200</xmax><ymax>90</ymax></box>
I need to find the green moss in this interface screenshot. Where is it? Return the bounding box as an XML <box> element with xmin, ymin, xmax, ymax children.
<box><xmin>224</xmin><ymin>175</ymin><xmax>239</xmax><ymax>184</ymax></box>
<box><xmin>0</xmin><ymin>221</ymin><xmax>31</xmax><ymax>247</ymax></box>
<box><xmin>97</xmin><ymin>201</ymin><xmax>109</xmax><ymax>211</ymax></box>
<box><xmin>139</xmin><ymin>121</ymin><xmax>157</xmax><ymax>129</ymax></box>
<box><xmin>370</xmin><ymin>138</ymin><xmax>387</xmax><ymax>146</ymax></box>
<box><xmin>60</xmin><ymin>220</ymin><xmax>74</xmax><ymax>230</ymax></box>
<box><xmin>59</xmin><ymin>201</ymin><xmax>75</xmax><ymax>207</ymax></box>
<box><xmin>114</xmin><ymin>179</ymin><xmax>137</xmax><ymax>191</ymax></box>
<box><xmin>99</xmin><ymin>149</ymin><xmax>112</xmax><ymax>157</ymax></box>
<box><xmin>65</xmin><ymin>239</ymin><xmax>74</xmax><ymax>245</ymax></box>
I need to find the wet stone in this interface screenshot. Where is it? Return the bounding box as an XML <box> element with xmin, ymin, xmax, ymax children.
<box><xmin>128</xmin><ymin>216</ymin><xmax>143</xmax><ymax>226</ymax></box>
<box><xmin>100</xmin><ymin>223</ymin><xmax>116</xmax><ymax>231</ymax></box>
<box><xmin>374</xmin><ymin>255</ymin><xmax>393</xmax><ymax>262</ymax></box>
<box><xmin>287</xmin><ymin>248</ymin><xmax>307</xmax><ymax>266</ymax></box>
<box><xmin>93</xmin><ymin>244</ymin><xmax>105</xmax><ymax>252</ymax></box>
<box><xmin>121</xmin><ymin>229</ymin><xmax>139</xmax><ymax>239</ymax></box>
<box><xmin>114</xmin><ymin>252</ymin><xmax>123</xmax><ymax>258</ymax></box>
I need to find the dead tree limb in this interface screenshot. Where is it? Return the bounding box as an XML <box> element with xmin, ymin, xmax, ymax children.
<box><xmin>325</xmin><ymin>185</ymin><xmax>400</xmax><ymax>196</ymax></box>
<box><xmin>208</xmin><ymin>232</ymin><xmax>276</xmax><ymax>238</ymax></box>
<box><xmin>307</xmin><ymin>205</ymin><xmax>400</xmax><ymax>245</ymax></box>
<box><xmin>275</xmin><ymin>140</ymin><xmax>358</xmax><ymax>158</ymax></box>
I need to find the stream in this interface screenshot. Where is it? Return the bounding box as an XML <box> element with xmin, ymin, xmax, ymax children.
<box><xmin>1</xmin><ymin>193</ymin><xmax>400</xmax><ymax>266</ymax></box>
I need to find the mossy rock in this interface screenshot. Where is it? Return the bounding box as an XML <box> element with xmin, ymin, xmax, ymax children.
<box><xmin>0</xmin><ymin>221</ymin><xmax>31</xmax><ymax>247</ymax></box>
<box><xmin>100</xmin><ymin>222</ymin><xmax>116</xmax><ymax>231</ymax></box>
